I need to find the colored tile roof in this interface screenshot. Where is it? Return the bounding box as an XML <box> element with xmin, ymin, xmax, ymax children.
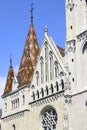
<box><xmin>17</xmin><ymin>24</ymin><xmax>39</xmax><ymax>87</ymax></box>
<box><xmin>3</xmin><ymin>66</ymin><xmax>14</xmax><ymax>95</ymax></box>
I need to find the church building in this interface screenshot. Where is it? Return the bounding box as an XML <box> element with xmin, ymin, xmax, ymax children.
<box><xmin>1</xmin><ymin>0</ymin><xmax>87</xmax><ymax>130</ymax></box>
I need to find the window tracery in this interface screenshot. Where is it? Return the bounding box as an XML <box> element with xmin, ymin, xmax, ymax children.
<box><xmin>42</xmin><ymin>108</ymin><xmax>57</xmax><ymax>130</ymax></box>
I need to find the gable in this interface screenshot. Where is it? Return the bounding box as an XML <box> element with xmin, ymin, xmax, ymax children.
<box><xmin>30</xmin><ymin>34</ymin><xmax>65</xmax><ymax>102</ymax></box>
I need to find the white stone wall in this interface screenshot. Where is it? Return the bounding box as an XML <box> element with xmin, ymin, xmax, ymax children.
<box><xmin>2</xmin><ymin>86</ymin><xmax>30</xmax><ymax>118</ymax></box>
<box><xmin>69</xmin><ymin>92</ymin><xmax>87</xmax><ymax>130</ymax></box>
<box><xmin>29</xmin><ymin>94</ymin><xmax>64</xmax><ymax>130</ymax></box>
<box><xmin>1</xmin><ymin>111</ymin><xmax>30</xmax><ymax>130</ymax></box>
<box><xmin>66</xmin><ymin>0</ymin><xmax>87</xmax><ymax>41</ymax></box>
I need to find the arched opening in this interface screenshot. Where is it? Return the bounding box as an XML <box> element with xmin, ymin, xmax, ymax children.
<box><xmin>23</xmin><ymin>95</ymin><xmax>25</xmax><ymax>105</ymax></box>
<box><xmin>41</xmin><ymin>107</ymin><xmax>58</xmax><ymax>130</ymax></box>
<box><xmin>36</xmin><ymin>71</ymin><xmax>39</xmax><ymax>86</ymax></box>
<box><xmin>82</xmin><ymin>41</ymin><xmax>87</xmax><ymax>54</ymax></box>
<box><xmin>46</xmin><ymin>86</ymin><xmax>49</xmax><ymax>95</ymax></box>
<box><xmin>40</xmin><ymin>57</ymin><xmax>44</xmax><ymax>84</ymax></box>
<box><xmin>61</xmin><ymin>79</ymin><xmax>64</xmax><ymax>89</ymax></box>
<box><xmin>56</xmin><ymin>82</ymin><xmax>59</xmax><ymax>91</ymax></box>
<box><xmin>5</xmin><ymin>103</ymin><xmax>7</xmax><ymax>112</ymax></box>
<box><xmin>32</xmin><ymin>91</ymin><xmax>35</xmax><ymax>101</ymax></box>
<box><xmin>41</xmin><ymin>88</ymin><xmax>44</xmax><ymax>97</ymax></box>
<box><xmin>51</xmin><ymin>84</ymin><xmax>54</xmax><ymax>93</ymax></box>
<box><xmin>12</xmin><ymin>124</ymin><xmax>15</xmax><ymax>130</ymax></box>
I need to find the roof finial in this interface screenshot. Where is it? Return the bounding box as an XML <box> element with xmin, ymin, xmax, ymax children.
<box><xmin>30</xmin><ymin>3</ymin><xmax>34</xmax><ymax>24</ymax></box>
<box><xmin>44</xmin><ymin>26</ymin><xmax>48</xmax><ymax>35</ymax></box>
<box><xmin>10</xmin><ymin>54</ymin><xmax>12</xmax><ymax>67</ymax></box>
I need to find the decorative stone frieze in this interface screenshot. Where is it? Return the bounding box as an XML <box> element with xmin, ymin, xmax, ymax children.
<box><xmin>66</xmin><ymin>40</ymin><xmax>76</xmax><ymax>54</ymax></box>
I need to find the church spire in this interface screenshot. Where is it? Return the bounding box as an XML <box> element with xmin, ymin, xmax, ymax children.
<box><xmin>30</xmin><ymin>3</ymin><xmax>34</xmax><ymax>24</ymax></box>
<box><xmin>2</xmin><ymin>56</ymin><xmax>14</xmax><ymax>96</ymax></box>
<box><xmin>17</xmin><ymin>4</ymin><xmax>39</xmax><ymax>87</ymax></box>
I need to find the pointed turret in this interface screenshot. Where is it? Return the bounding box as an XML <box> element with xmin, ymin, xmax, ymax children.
<box><xmin>3</xmin><ymin>56</ymin><xmax>14</xmax><ymax>95</ymax></box>
<box><xmin>17</xmin><ymin>24</ymin><xmax>39</xmax><ymax>87</ymax></box>
<box><xmin>17</xmin><ymin>4</ymin><xmax>39</xmax><ymax>87</ymax></box>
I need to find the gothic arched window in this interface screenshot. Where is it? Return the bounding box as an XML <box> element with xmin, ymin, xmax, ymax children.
<box><xmin>5</xmin><ymin>103</ymin><xmax>7</xmax><ymax>112</ymax></box>
<box><xmin>46</xmin><ymin>86</ymin><xmax>49</xmax><ymax>95</ymax></box>
<box><xmin>55</xmin><ymin>61</ymin><xmax>59</xmax><ymax>78</ymax></box>
<box><xmin>56</xmin><ymin>82</ymin><xmax>59</xmax><ymax>91</ymax></box>
<box><xmin>61</xmin><ymin>79</ymin><xmax>64</xmax><ymax>89</ymax></box>
<box><xmin>40</xmin><ymin>57</ymin><xmax>44</xmax><ymax>84</ymax></box>
<box><xmin>36</xmin><ymin>71</ymin><xmax>39</xmax><ymax>86</ymax></box>
<box><xmin>42</xmin><ymin>108</ymin><xmax>57</xmax><ymax>130</ymax></box>
<box><xmin>23</xmin><ymin>95</ymin><xmax>25</xmax><ymax>105</ymax></box>
<box><xmin>32</xmin><ymin>91</ymin><xmax>35</xmax><ymax>101</ymax></box>
<box><xmin>50</xmin><ymin>52</ymin><xmax>53</xmax><ymax>80</ymax></box>
<box><xmin>51</xmin><ymin>84</ymin><xmax>54</xmax><ymax>93</ymax></box>
<box><xmin>45</xmin><ymin>46</ymin><xmax>48</xmax><ymax>82</ymax></box>
<box><xmin>12</xmin><ymin>124</ymin><xmax>15</xmax><ymax>130</ymax></box>
<box><xmin>37</xmin><ymin>90</ymin><xmax>39</xmax><ymax>99</ymax></box>
<box><xmin>41</xmin><ymin>88</ymin><xmax>44</xmax><ymax>97</ymax></box>
<box><xmin>82</xmin><ymin>41</ymin><xmax>87</xmax><ymax>54</ymax></box>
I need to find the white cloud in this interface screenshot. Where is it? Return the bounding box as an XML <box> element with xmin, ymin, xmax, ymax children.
<box><xmin>0</xmin><ymin>76</ymin><xmax>6</xmax><ymax>109</ymax></box>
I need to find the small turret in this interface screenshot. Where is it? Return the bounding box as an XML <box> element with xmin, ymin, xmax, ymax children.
<box><xmin>2</xmin><ymin>55</ymin><xmax>14</xmax><ymax>95</ymax></box>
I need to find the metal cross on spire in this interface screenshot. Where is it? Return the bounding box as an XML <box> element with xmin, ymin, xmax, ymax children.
<box><xmin>30</xmin><ymin>3</ymin><xmax>34</xmax><ymax>24</ymax></box>
<box><xmin>10</xmin><ymin>54</ymin><xmax>12</xmax><ymax>67</ymax></box>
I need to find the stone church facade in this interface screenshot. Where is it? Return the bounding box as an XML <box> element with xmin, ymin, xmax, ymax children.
<box><xmin>1</xmin><ymin>0</ymin><xmax>87</xmax><ymax>130</ymax></box>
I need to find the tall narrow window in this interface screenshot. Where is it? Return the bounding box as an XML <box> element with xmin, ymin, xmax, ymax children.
<box><xmin>41</xmin><ymin>88</ymin><xmax>44</xmax><ymax>97</ymax></box>
<box><xmin>32</xmin><ymin>91</ymin><xmax>35</xmax><ymax>101</ymax></box>
<box><xmin>61</xmin><ymin>79</ymin><xmax>64</xmax><ymax>89</ymax></box>
<box><xmin>5</xmin><ymin>103</ymin><xmax>7</xmax><ymax>112</ymax></box>
<box><xmin>16</xmin><ymin>98</ymin><xmax>19</xmax><ymax>108</ymax></box>
<box><xmin>51</xmin><ymin>84</ymin><xmax>54</xmax><ymax>93</ymax></box>
<box><xmin>56</xmin><ymin>82</ymin><xmax>59</xmax><ymax>91</ymax></box>
<box><xmin>12</xmin><ymin>124</ymin><xmax>15</xmax><ymax>130</ymax></box>
<box><xmin>55</xmin><ymin>62</ymin><xmax>59</xmax><ymax>78</ymax></box>
<box><xmin>50</xmin><ymin>52</ymin><xmax>53</xmax><ymax>80</ymax></box>
<box><xmin>36</xmin><ymin>71</ymin><xmax>39</xmax><ymax>86</ymax></box>
<box><xmin>37</xmin><ymin>90</ymin><xmax>39</xmax><ymax>99</ymax></box>
<box><xmin>41</xmin><ymin>57</ymin><xmax>44</xmax><ymax>84</ymax></box>
<box><xmin>46</xmin><ymin>86</ymin><xmax>49</xmax><ymax>95</ymax></box>
<box><xmin>23</xmin><ymin>95</ymin><xmax>25</xmax><ymax>105</ymax></box>
<box><xmin>45</xmin><ymin>47</ymin><xmax>48</xmax><ymax>82</ymax></box>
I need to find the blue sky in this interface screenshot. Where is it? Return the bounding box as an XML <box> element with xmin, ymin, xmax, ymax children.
<box><xmin>0</xmin><ymin>0</ymin><xmax>66</xmax><ymax>108</ymax></box>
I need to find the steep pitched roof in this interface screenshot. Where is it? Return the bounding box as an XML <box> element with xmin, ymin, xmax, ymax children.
<box><xmin>17</xmin><ymin>24</ymin><xmax>39</xmax><ymax>87</ymax></box>
<box><xmin>56</xmin><ymin>46</ymin><xmax>65</xmax><ymax>57</ymax></box>
<box><xmin>3</xmin><ymin>65</ymin><xmax>14</xmax><ymax>96</ymax></box>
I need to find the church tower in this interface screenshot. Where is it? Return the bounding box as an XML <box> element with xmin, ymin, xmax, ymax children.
<box><xmin>65</xmin><ymin>0</ymin><xmax>87</xmax><ymax>93</ymax></box>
